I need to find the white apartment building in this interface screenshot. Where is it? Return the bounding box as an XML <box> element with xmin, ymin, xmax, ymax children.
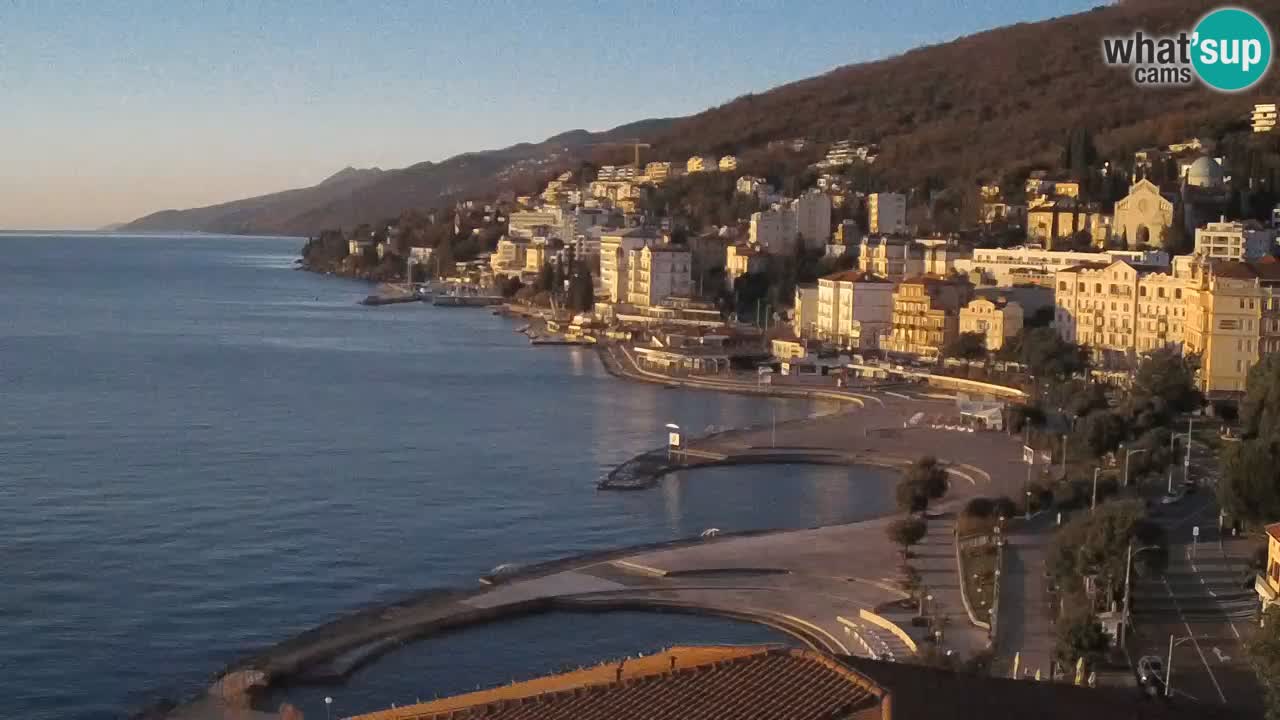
<box><xmin>792</xmin><ymin>191</ymin><xmax>832</xmax><ymax>249</ymax></box>
<box><xmin>815</xmin><ymin>271</ymin><xmax>894</xmax><ymax>349</ymax></box>
<box><xmin>507</xmin><ymin>209</ymin><xmax>562</xmax><ymax>239</ymax></box>
<box><xmin>597</xmin><ymin>165</ymin><xmax>638</xmax><ymax>182</ymax></box>
<box><xmin>858</xmin><ymin>237</ymin><xmax>921</xmax><ymax>281</ymax></box>
<box><xmin>868</xmin><ymin>193</ymin><xmax>907</xmax><ymax>234</ymax></box>
<box><xmin>642</xmin><ymin>161</ymin><xmax>677</xmax><ymax>184</ymax></box>
<box><xmin>954</xmin><ymin>246</ymin><xmax>1170</xmax><ymax>287</ymax></box>
<box><xmin>626</xmin><ymin>245</ymin><xmax>692</xmax><ymax>307</ymax></box>
<box><xmin>600</xmin><ymin>227</ymin><xmax>662</xmax><ymax>302</ymax></box>
<box><xmin>749</xmin><ymin>207</ymin><xmax>792</xmax><ymax>252</ymax></box>
<box><xmin>1195</xmin><ymin>218</ymin><xmax>1276</xmax><ymax>262</ymax></box>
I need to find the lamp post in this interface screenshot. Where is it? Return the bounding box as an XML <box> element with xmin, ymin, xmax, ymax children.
<box><xmin>1123</xmin><ymin>447</ymin><xmax>1149</xmax><ymax>488</ymax></box>
<box><xmin>665</xmin><ymin>423</ymin><xmax>681</xmax><ymax>461</ymax></box>
<box><xmin>1091</xmin><ymin>467</ymin><xmax>1101</xmax><ymax>512</ymax></box>
<box><xmin>1165</xmin><ymin>634</ymin><xmax>1209</xmax><ymax>698</ymax></box>
<box><xmin>1119</xmin><ymin>543</ymin><xmax>1161</xmax><ymax>648</ymax></box>
<box><xmin>324</xmin><ymin>696</ymin><xmax>333</xmax><ymax>720</ymax></box>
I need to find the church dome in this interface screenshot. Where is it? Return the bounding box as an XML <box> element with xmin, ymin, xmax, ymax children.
<box><xmin>1186</xmin><ymin>156</ymin><xmax>1225</xmax><ymax>188</ymax></box>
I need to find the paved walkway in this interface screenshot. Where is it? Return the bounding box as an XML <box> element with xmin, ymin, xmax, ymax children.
<box><xmin>993</xmin><ymin>515</ymin><xmax>1055</xmax><ymax>678</ymax></box>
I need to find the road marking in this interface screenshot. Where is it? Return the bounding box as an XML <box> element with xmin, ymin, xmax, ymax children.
<box><xmin>883</xmin><ymin>391</ymin><xmax>912</xmax><ymax>400</ymax></box>
<box><xmin>1163</xmin><ymin>578</ymin><xmax>1228</xmax><ymax>704</ymax></box>
<box><xmin>1213</xmin><ymin>647</ymin><xmax>1232</xmax><ymax>663</ymax></box>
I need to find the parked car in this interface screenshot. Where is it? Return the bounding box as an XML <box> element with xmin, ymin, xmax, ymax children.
<box><xmin>1137</xmin><ymin>656</ymin><xmax>1165</xmax><ymax>689</ymax></box>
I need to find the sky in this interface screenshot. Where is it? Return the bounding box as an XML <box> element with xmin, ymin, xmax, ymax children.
<box><xmin>0</xmin><ymin>0</ymin><xmax>1107</xmax><ymax>230</ymax></box>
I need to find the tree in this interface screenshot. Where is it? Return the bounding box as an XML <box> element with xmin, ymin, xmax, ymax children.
<box><xmin>1130</xmin><ymin>347</ymin><xmax>1201</xmax><ymax>415</ymax></box>
<box><xmin>1017</xmin><ymin>327</ymin><xmax>1088</xmax><ymax>384</ymax></box>
<box><xmin>1073</xmin><ymin>409</ymin><xmax>1127</xmax><ymax>460</ymax></box>
<box><xmin>886</xmin><ymin>517</ymin><xmax>928</xmax><ymax>561</ymax></box>
<box><xmin>1054</xmin><ymin>608</ymin><xmax>1109</xmax><ymax>670</ymax></box>
<box><xmin>1247</xmin><ymin>606</ymin><xmax>1280</xmax><ymax>720</ymax></box>
<box><xmin>567</xmin><ymin>260</ymin><xmax>595</xmax><ymax>312</ymax></box>
<box><xmin>1242</xmin><ymin>353</ymin><xmax>1280</xmax><ymax>441</ymax></box>
<box><xmin>896</xmin><ymin>476</ymin><xmax>929</xmax><ymax>513</ymax></box>
<box><xmin>907</xmin><ymin>456</ymin><xmax>949</xmax><ymax>500</ymax></box>
<box><xmin>1218</xmin><ymin>355</ymin><xmax>1280</xmax><ymax>526</ymax></box>
<box><xmin>944</xmin><ymin>331</ymin><xmax>987</xmax><ymax>361</ymax></box>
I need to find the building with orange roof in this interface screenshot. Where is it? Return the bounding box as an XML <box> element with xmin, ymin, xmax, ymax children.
<box><xmin>1258</xmin><ymin>523</ymin><xmax>1280</xmax><ymax>611</ymax></box>
<box><xmin>346</xmin><ymin>644</ymin><xmax>1243</xmax><ymax>720</ymax></box>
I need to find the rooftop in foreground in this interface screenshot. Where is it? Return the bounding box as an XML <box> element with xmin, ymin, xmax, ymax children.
<box><xmin>348</xmin><ymin>645</ymin><xmax>1249</xmax><ymax>720</ymax></box>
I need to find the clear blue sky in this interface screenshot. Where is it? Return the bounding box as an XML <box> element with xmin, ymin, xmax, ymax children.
<box><xmin>1</xmin><ymin>0</ymin><xmax>1106</xmax><ymax>229</ymax></box>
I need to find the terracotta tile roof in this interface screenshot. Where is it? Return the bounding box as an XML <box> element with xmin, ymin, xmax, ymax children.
<box><xmin>349</xmin><ymin>646</ymin><xmax>883</xmax><ymax>720</ymax></box>
<box><xmin>1266</xmin><ymin>522</ymin><xmax>1280</xmax><ymax>544</ymax></box>
<box><xmin>842</xmin><ymin>656</ymin><xmax>1246</xmax><ymax>720</ymax></box>
<box><xmin>821</xmin><ymin>270</ymin><xmax>886</xmax><ymax>283</ymax></box>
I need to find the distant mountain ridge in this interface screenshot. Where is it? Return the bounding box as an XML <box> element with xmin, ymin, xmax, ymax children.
<box><xmin>124</xmin><ymin>0</ymin><xmax>1280</xmax><ymax>237</ymax></box>
<box><xmin>121</xmin><ymin>119</ymin><xmax>675</xmax><ymax>236</ymax></box>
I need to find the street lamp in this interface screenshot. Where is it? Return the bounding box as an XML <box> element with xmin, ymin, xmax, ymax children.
<box><xmin>1091</xmin><ymin>467</ymin><xmax>1101</xmax><ymax>512</ymax></box>
<box><xmin>324</xmin><ymin>696</ymin><xmax>333</xmax><ymax>720</ymax></box>
<box><xmin>1123</xmin><ymin>447</ymin><xmax>1149</xmax><ymax>488</ymax></box>
<box><xmin>1165</xmin><ymin>634</ymin><xmax>1211</xmax><ymax>699</ymax></box>
<box><xmin>1119</xmin><ymin>543</ymin><xmax>1161</xmax><ymax>647</ymax></box>
<box><xmin>665</xmin><ymin>423</ymin><xmax>681</xmax><ymax>461</ymax></box>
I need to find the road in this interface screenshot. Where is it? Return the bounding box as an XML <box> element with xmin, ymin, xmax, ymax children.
<box><xmin>1127</xmin><ymin>489</ymin><xmax>1261</xmax><ymax>711</ymax></box>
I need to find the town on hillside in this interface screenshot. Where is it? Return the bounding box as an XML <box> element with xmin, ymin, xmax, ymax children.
<box><xmin>286</xmin><ymin>101</ymin><xmax>1280</xmax><ymax>718</ymax></box>
<box><xmin>303</xmin><ymin>103</ymin><xmax>1280</xmax><ymax>401</ymax></box>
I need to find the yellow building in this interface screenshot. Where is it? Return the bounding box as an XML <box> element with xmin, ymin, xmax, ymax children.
<box><xmin>642</xmin><ymin>161</ymin><xmax>675</xmax><ymax>184</ymax></box>
<box><xmin>686</xmin><ymin>155</ymin><xmax>717</xmax><ymax>173</ymax></box>
<box><xmin>959</xmin><ymin>296</ymin><xmax>1023</xmax><ymax>351</ymax></box>
<box><xmin>1113</xmin><ymin>179</ymin><xmax>1174</xmax><ymax>249</ymax></box>
<box><xmin>1183</xmin><ymin>259</ymin><xmax>1280</xmax><ymax>394</ymax></box>
<box><xmin>1257</xmin><ymin>523</ymin><xmax>1280</xmax><ymax>610</ymax></box>
<box><xmin>718</xmin><ymin>155</ymin><xmax>738</xmax><ymax>172</ymax></box>
<box><xmin>1053</xmin><ymin>259</ymin><xmax>1191</xmax><ymax>366</ymax></box>
<box><xmin>1025</xmin><ymin>200</ymin><xmax>1111</xmax><ymax>248</ymax></box>
<box><xmin>883</xmin><ymin>277</ymin><xmax>973</xmax><ymax>358</ymax></box>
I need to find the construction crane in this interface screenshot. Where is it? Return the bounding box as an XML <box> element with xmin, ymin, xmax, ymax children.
<box><xmin>589</xmin><ymin>140</ymin><xmax>651</xmax><ymax>169</ymax></box>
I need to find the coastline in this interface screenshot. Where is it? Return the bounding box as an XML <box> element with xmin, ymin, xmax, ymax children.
<box><xmin>154</xmin><ymin>283</ymin><xmax>1029</xmax><ymax>719</ymax></box>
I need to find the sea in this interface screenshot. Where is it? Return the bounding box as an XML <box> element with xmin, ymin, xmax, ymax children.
<box><xmin>0</xmin><ymin>233</ymin><xmax>896</xmax><ymax>719</ymax></box>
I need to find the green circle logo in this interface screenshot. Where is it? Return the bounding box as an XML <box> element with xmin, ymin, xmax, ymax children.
<box><xmin>1192</xmin><ymin>8</ymin><xmax>1272</xmax><ymax>92</ymax></box>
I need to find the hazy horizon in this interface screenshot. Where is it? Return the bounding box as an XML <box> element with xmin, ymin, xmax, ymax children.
<box><xmin>3</xmin><ymin>0</ymin><xmax>1105</xmax><ymax>230</ymax></box>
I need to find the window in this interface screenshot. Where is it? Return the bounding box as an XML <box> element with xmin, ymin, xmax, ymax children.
<box><xmin>1140</xmin><ymin>287</ymin><xmax>1147</xmax><ymax>297</ymax></box>
<box><xmin>1220</xmin><ymin>319</ymin><xmax>1239</xmax><ymax>330</ymax></box>
<box><xmin>1059</xmin><ymin>281</ymin><xmax>1067</xmax><ymax>291</ymax></box>
<box><xmin>1175</xmin><ymin>288</ymin><xmax>1182</xmax><ymax>299</ymax></box>
<box><xmin>1095</xmin><ymin>283</ymin><xmax>1102</xmax><ymax>293</ymax></box>
<box><xmin>1158</xmin><ymin>287</ymin><xmax>1165</xmax><ymax>298</ymax></box>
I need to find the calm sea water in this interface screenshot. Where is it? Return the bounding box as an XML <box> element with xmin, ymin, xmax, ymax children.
<box><xmin>0</xmin><ymin>233</ymin><xmax>894</xmax><ymax>719</ymax></box>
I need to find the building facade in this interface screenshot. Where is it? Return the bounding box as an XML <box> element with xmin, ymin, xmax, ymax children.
<box><xmin>686</xmin><ymin>155</ymin><xmax>717</xmax><ymax>173</ymax></box>
<box><xmin>1194</xmin><ymin>219</ymin><xmax>1276</xmax><ymax>262</ymax></box>
<box><xmin>793</xmin><ymin>284</ymin><xmax>819</xmax><ymax>338</ymax></box>
<box><xmin>868</xmin><ymin>193</ymin><xmax>906</xmax><ymax>234</ymax></box>
<box><xmin>1053</xmin><ymin>259</ymin><xmax>1190</xmax><ymax>366</ymax></box>
<box><xmin>815</xmin><ymin>271</ymin><xmax>893</xmax><ymax>349</ymax></box>
<box><xmin>600</xmin><ymin>228</ymin><xmax>662</xmax><ymax>302</ymax></box>
<box><xmin>959</xmin><ymin>296</ymin><xmax>1023</xmax><ymax>351</ymax></box>
<box><xmin>1113</xmin><ymin>179</ymin><xmax>1175</xmax><ymax>249</ymax></box>
<box><xmin>883</xmin><ymin>277</ymin><xmax>973</xmax><ymax>358</ymax></box>
<box><xmin>627</xmin><ymin>245</ymin><xmax>692</xmax><ymax>307</ymax></box>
